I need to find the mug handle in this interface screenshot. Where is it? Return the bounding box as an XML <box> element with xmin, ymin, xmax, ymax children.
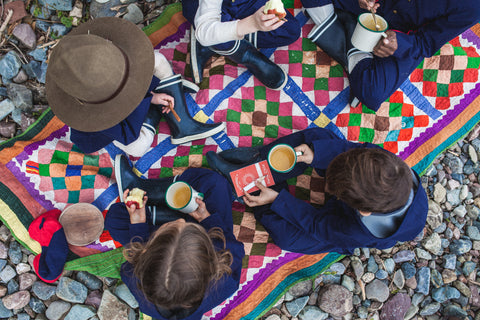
<box><xmin>196</xmin><ymin>192</ymin><xmax>204</xmax><ymax>200</ymax></box>
<box><xmin>296</xmin><ymin>151</ymin><xmax>304</xmax><ymax>156</ymax></box>
<box><xmin>381</xmin><ymin>32</ymin><xmax>388</xmax><ymax>38</ymax></box>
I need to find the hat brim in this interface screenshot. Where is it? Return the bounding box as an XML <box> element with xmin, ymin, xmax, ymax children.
<box><xmin>46</xmin><ymin>17</ymin><xmax>154</xmax><ymax>132</ymax></box>
<box><xmin>59</xmin><ymin>203</ymin><xmax>104</xmax><ymax>246</ymax></box>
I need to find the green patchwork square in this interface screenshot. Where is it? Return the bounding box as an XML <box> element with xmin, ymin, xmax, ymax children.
<box><xmin>173</xmin><ymin>49</ymin><xmax>187</xmax><ymax>62</ymax></box>
<box><xmin>226</xmin><ymin>109</ymin><xmax>241</xmax><ymax>123</ymax></box>
<box><xmin>450</xmin><ymin>70</ymin><xmax>464</xmax><ymax>83</ymax></box>
<box><xmin>83</xmin><ymin>155</ymin><xmax>99</xmax><ymax>167</ymax></box>
<box><xmin>348</xmin><ymin>113</ymin><xmax>362</xmax><ymax>126</ymax></box>
<box><xmin>302</xmin><ymin>38</ymin><xmax>317</xmax><ymax>51</ymax></box>
<box><xmin>329</xmin><ymin>65</ymin><xmax>344</xmax><ymax>77</ymax></box>
<box><xmin>282</xmin><ymin>0</ymin><xmax>294</xmax><ymax>9</ymax></box>
<box><xmin>39</xmin><ymin>163</ymin><xmax>50</xmax><ymax>176</ymax></box>
<box><xmin>289</xmin><ymin>50</ymin><xmax>303</xmax><ymax>63</ymax></box>
<box><xmin>190</xmin><ymin>145</ymin><xmax>203</xmax><ymax>155</ymax></box>
<box><xmin>210</xmin><ymin>65</ymin><xmax>226</xmax><ymax>76</ymax></box>
<box><xmin>294</xmin><ymin>186</ymin><xmax>310</xmax><ymax>201</ymax></box>
<box><xmin>173</xmin><ymin>156</ymin><xmax>189</xmax><ymax>167</ymax></box>
<box><xmin>98</xmin><ymin>167</ymin><xmax>112</xmax><ymax>177</ymax></box>
<box><xmin>68</xmin><ymin>191</ymin><xmax>80</xmax><ymax>203</ymax></box>
<box><xmin>159</xmin><ymin>167</ymin><xmax>173</xmax><ymax>178</ymax></box>
<box><xmin>423</xmin><ymin>69</ymin><xmax>438</xmax><ymax>81</ymax></box>
<box><xmin>242</xmin><ymin>99</ymin><xmax>255</xmax><ymax>112</ymax></box>
<box><xmin>362</xmin><ymin>105</ymin><xmax>376</xmax><ymax>114</ymax></box>
<box><xmin>264</xmin><ymin>125</ymin><xmax>278</xmax><ymax>138</ymax></box>
<box><xmin>302</xmin><ymin>64</ymin><xmax>316</xmax><ymax>78</ymax></box>
<box><xmin>250</xmin><ymin>243</ymin><xmax>267</xmax><ymax>256</ymax></box>
<box><xmin>239</xmin><ymin>124</ymin><xmax>252</xmax><ymax>136</ymax></box>
<box><xmin>52</xmin><ymin>177</ymin><xmax>66</xmax><ymax>189</ymax></box>
<box><xmin>81</xmin><ymin>175</ymin><xmax>95</xmax><ymax>189</ymax></box>
<box><xmin>389</xmin><ymin>104</ymin><xmax>403</xmax><ymax>117</ymax></box>
<box><xmin>71</xmin><ymin>145</ymin><xmax>83</xmax><ymax>153</ymax></box>
<box><xmin>359</xmin><ymin>127</ymin><xmax>375</xmax><ymax>142</ymax></box>
<box><xmin>278</xmin><ymin>116</ymin><xmax>292</xmax><ymax>129</ymax></box>
<box><xmin>453</xmin><ymin>46</ymin><xmax>467</xmax><ymax>56</ymax></box>
<box><xmin>201</xmin><ymin>156</ymin><xmax>209</xmax><ymax>167</ymax></box>
<box><xmin>437</xmin><ymin>83</ymin><xmax>449</xmax><ymax>97</ymax></box>
<box><xmin>254</xmin><ymin>86</ymin><xmax>266</xmax><ymax>100</ymax></box>
<box><xmin>252</xmin><ymin>136</ymin><xmax>264</xmax><ymax>147</ymax></box>
<box><xmin>232</xmin><ymin>211</ymin><xmax>243</xmax><ymax>225</ymax></box>
<box><xmin>242</xmin><ymin>256</ymin><xmax>250</xmax><ymax>269</ymax></box>
<box><xmin>467</xmin><ymin>57</ymin><xmax>480</xmax><ymax>69</ymax></box>
<box><xmin>314</xmin><ymin>78</ymin><xmax>329</xmax><ymax>91</ymax></box>
<box><xmin>267</xmin><ymin>101</ymin><xmax>279</xmax><ymax>116</ymax></box>
<box><xmin>52</xmin><ymin>150</ymin><xmax>69</xmax><ymax>164</ymax></box>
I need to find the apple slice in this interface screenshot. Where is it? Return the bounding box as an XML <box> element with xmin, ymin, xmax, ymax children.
<box><xmin>125</xmin><ymin>188</ymin><xmax>145</xmax><ymax>209</ymax></box>
<box><xmin>263</xmin><ymin>0</ymin><xmax>287</xmax><ymax>20</ymax></box>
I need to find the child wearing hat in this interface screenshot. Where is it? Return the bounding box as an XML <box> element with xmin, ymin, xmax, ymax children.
<box><xmin>46</xmin><ymin>17</ymin><xmax>225</xmax><ymax>157</ymax></box>
<box><xmin>105</xmin><ymin>165</ymin><xmax>244</xmax><ymax>319</ymax></box>
<box><xmin>206</xmin><ymin>128</ymin><xmax>428</xmax><ymax>254</ymax></box>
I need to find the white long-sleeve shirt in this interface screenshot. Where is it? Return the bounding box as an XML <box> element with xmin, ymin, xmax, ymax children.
<box><xmin>194</xmin><ymin>0</ymin><xmax>243</xmax><ymax>46</ymax></box>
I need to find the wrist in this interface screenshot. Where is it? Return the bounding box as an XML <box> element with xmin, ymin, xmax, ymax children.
<box><xmin>237</xmin><ymin>15</ymin><xmax>257</xmax><ymax>38</ymax></box>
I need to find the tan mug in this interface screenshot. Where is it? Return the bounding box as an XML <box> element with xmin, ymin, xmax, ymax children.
<box><xmin>166</xmin><ymin>181</ymin><xmax>204</xmax><ymax>213</ymax></box>
<box><xmin>267</xmin><ymin>144</ymin><xmax>302</xmax><ymax>173</ymax></box>
<box><xmin>351</xmin><ymin>13</ymin><xmax>388</xmax><ymax>52</ymax></box>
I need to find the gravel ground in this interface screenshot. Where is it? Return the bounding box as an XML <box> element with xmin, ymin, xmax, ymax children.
<box><xmin>0</xmin><ymin>0</ymin><xmax>479</xmax><ymax>319</ymax></box>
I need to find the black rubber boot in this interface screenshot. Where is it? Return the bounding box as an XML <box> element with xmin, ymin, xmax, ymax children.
<box><xmin>142</xmin><ymin>105</ymin><xmax>163</xmax><ymax>135</ymax></box>
<box><xmin>214</xmin><ymin>40</ymin><xmax>287</xmax><ymax>90</ymax></box>
<box><xmin>206</xmin><ymin>151</ymin><xmax>254</xmax><ymax>187</ymax></box>
<box><xmin>336</xmin><ymin>10</ymin><xmax>360</xmax><ymax>60</ymax></box>
<box><xmin>218</xmin><ymin>146</ymin><xmax>262</xmax><ymax>165</ymax></box>
<box><xmin>307</xmin><ymin>12</ymin><xmax>348</xmax><ymax>71</ymax></box>
<box><xmin>154</xmin><ymin>74</ymin><xmax>225</xmax><ymax>144</ymax></box>
<box><xmin>190</xmin><ymin>26</ymin><xmax>216</xmax><ymax>84</ymax></box>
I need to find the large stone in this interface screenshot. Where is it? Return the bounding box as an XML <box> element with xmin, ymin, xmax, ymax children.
<box><xmin>90</xmin><ymin>0</ymin><xmax>132</xmax><ymax>18</ymax></box>
<box><xmin>12</xmin><ymin>24</ymin><xmax>36</xmax><ymax>49</ymax></box>
<box><xmin>32</xmin><ymin>281</ymin><xmax>57</xmax><ymax>300</ymax></box>
<box><xmin>0</xmin><ymin>300</ymin><xmax>13</xmax><ymax>318</ymax></box>
<box><xmin>433</xmin><ymin>183</ymin><xmax>446</xmax><ymax>203</ymax></box>
<box><xmin>2</xmin><ymin>290</ymin><xmax>30</xmax><ymax>309</ymax></box>
<box><xmin>56</xmin><ymin>277</ymin><xmax>88</xmax><ymax>303</ymax></box>
<box><xmin>64</xmin><ymin>304</ymin><xmax>96</xmax><ymax>320</ymax></box>
<box><xmin>97</xmin><ymin>289</ymin><xmax>131</xmax><ymax>320</ymax></box>
<box><xmin>392</xmin><ymin>269</ymin><xmax>405</xmax><ymax>289</ymax></box>
<box><xmin>45</xmin><ymin>300</ymin><xmax>71</xmax><ymax>320</ymax></box>
<box><xmin>0</xmin><ymin>51</ymin><xmax>22</xmax><ymax>80</ymax></box>
<box><xmin>298</xmin><ymin>305</ymin><xmax>328</xmax><ymax>320</ymax></box>
<box><xmin>38</xmin><ymin>0</ymin><xmax>73</xmax><ymax>11</ymax></box>
<box><xmin>6</xmin><ymin>83</ymin><xmax>33</xmax><ymax>111</ymax></box>
<box><xmin>449</xmin><ymin>239</ymin><xmax>472</xmax><ymax>255</ymax></box>
<box><xmin>0</xmin><ymin>265</ymin><xmax>16</xmax><ymax>283</ymax></box>
<box><xmin>415</xmin><ymin>267</ymin><xmax>430</xmax><ymax>295</ymax></box>
<box><xmin>427</xmin><ymin>200</ymin><xmax>443</xmax><ymax>229</ymax></box>
<box><xmin>19</xmin><ymin>273</ymin><xmax>37</xmax><ymax>290</ymax></box>
<box><xmin>317</xmin><ymin>284</ymin><xmax>353</xmax><ymax>317</ymax></box>
<box><xmin>76</xmin><ymin>271</ymin><xmax>103</xmax><ymax>291</ymax></box>
<box><xmin>2</xmin><ymin>1</ymin><xmax>28</xmax><ymax>23</ymax></box>
<box><xmin>422</xmin><ymin>233</ymin><xmax>442</xmax><ymax>255</ymax></box>
<box><xmin>0</xmin><ymin>99</ymin><xmax>15</xmax><ymax>121</ymax></box>
<box><xmin>114</xmin><ymin>283</ymin><xmax>139</xmax><ymax>308</ymax></box>
<box><xmin>365</xmin><ymin>279</ymin><xmax>389</xmax><ymax>303</ymax></box>
<box><xmin>392</xmin><ymin>250</ymin><xmax>415</xmax><ymax>263</ymax></box>
<box><xmin>379</xmin><ymin>293</ymin><xmax>411</xmax><ymax>320</ymax></box>
<box><xmin>286</xmin><ymin>296</ymin><xmax>309</xmax><ymax>318</ymax></box>
<box><xmin>123</xmin><ymin>3</ymin><xmax>143</xmax><ymax>24</ymax></box>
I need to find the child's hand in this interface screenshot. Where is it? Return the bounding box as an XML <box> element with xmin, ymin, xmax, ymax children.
<box><xmin>373</xmin><ymin>30</ymin><xmax>397</xmax><ymax>58</ymax></box>
<box><xmin>358</xmin><ymin>0</ymin><xmax>379</xmax><ymax>12</ymax></box>
<box><xmin>189</xmin><ymin>198</ymin><xmax>211</xmax><ymax>222</ymax></box>
<box><xmin>123</xmin><ymin>189</ymin><xmax>147</xmax><ymax>224</ymax></box>
<box><xmin>295</xmin><ymin>144</ymin><xmax>314</xmax><ymax>164</ymax></box>
<box><xmin>150</xmin><ymin>93</ymin><xmax>174</xmax><ymax>114</ymax></box>
<box><xmin>243</xmin><ymin>181</ymin><xmax>279</xmax><ymax>207</ymax></box>
<box><xmin>254</xmin><ymin>6</ymin><xmax>285</xmax><ymax>32</ymax></box>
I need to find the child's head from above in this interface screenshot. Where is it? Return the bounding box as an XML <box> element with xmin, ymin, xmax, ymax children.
<box><xmin>325</xmin><ymin>148</ymin><xmax>413</xmax><ymax>214</ymax></box>
<box><xmin>124</xmin><ymin>219</ymin><xmax>232</xmax><ymax>310</ymax></box>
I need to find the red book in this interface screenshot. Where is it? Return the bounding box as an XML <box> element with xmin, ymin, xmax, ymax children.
<box><xmin>229</xmin><ymin>160</ymin><xmax>275</xmax><ymax>197</ymax></box>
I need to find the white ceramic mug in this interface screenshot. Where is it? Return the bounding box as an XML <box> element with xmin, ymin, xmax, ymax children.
<box><xmin>267</xmin><ymin>144</ymin><xmax>303</xmax><ymax>173</ymax></box>
<box><xmin>351</xmin><ymin>13</ymin><xmax>388</xmax><ymax>52</ymax></box>
<box><xmin>166</xmin><ymin>181</ymin><xmax>204</xmax><ymax>214</ymax></box>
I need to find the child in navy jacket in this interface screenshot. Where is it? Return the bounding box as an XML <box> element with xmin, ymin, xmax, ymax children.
<box><xmin>207</xmin><ymin>128</ymin><xmax>428</xmax><ymax>255</ymax></box>
<box><xmin>105</xmin><ymin>168</ymin><xmax>244</xmax><ymax>319</ymax></box>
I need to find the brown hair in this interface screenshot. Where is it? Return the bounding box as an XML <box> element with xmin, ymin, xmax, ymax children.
<box><xmin>124</xmin><ymin>222</ymin><xmax>233</xmax><ymax>309</ymax></box>
<box><xmin>325</xmin><ymin>148</ymin><xmax>412</xmax><ymax>213</ymax></box>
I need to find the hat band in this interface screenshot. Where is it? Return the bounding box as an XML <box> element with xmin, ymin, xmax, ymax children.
<box><xmin>76</xmin><ymin>47</ymin><xmax>130</xmax><ymax>105</ymax></box>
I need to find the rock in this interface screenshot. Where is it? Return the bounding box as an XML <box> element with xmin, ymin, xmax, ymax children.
<box><xmin>317</xmin><ymin>284</ymin><xmax>353</xmax><ymax>317</ymax></box>
<box><xmin>286</xmin><ymin>296</ymin><xmax>309</xmax><ymax>317</ymax></box>
<box><xmin>361</xmin><ymin>272</ymin><xmax>375</xmax><ymax>283</ymax></box>
<box><xmin>64</xmin><ymin>304</ymin><xmax>96</xmax><ymax>320</ymax></box>
<box><xmin>7</xmin><ymin>279</ymin><xmax>18</xmax><ymax>294</ymax></box>
<box><xmin>427</xmin><ymin>200</ymin><xmax>443</xmax><ymax>229</ymax></box>
<box><xmin>452</xmin><ymin>205</ymin><xmax>467</xmax><ymax>218</ymax></box>
<box><xmin>30</xmin><ymin>4</ymin><xmax>53</xmax><ymax>19</ymax></box>
<box><xmin>123</xmin><ymin>3</ymin><xmax>143</xmax><ymax>24</ymax></box>
<box><xmin>85</xmin><ymin>290</ymin><xmax>102</xmax><ymax>309</ymax></box>
<box><xmin>329</xmin><ymin>262</ymin><xmax>346</xmax><ymax>275</ymax></box>
<box><xmin>383</xmin><ymin>258</ymin><xmax>395</xmax><ymax>274</ymax></box>
<box><xmin>432</xmin><ymin>287</ymin><xmax>447</xmax><ymax>303</ymax></box>
<box><xmin>0</xmin><ymin>99</ymin><xmax>15</xmax><ymax>121</ymax></box>
<box><xmin>419</xmin><ymin>302</ymin><xmax>441</xmax><ymax>316</ymax></box>
<box><xmin>8</xmin><ymin>241</ymin><xmax>22</xmax><ymax>264</ymax></box>
<box><xmin>0</xmin><ymin>300</ymin><xmax>13</xmax><ymax>318</ymax></box>
<box><xmin>298</xmin><ymin>305</ymin><xmax>328</xmax><ymax>320</ymax></box>
<box><xmin>442</xmin><ymin>269</ymin><xmax>457</xmax><ymax>284</ymax></box>
<box><xmin>265</xmin><ymin>315</ymin><xmax>281</xmax><ymax>320</ymax></box>
<box><xmin>19</xmin><ymin>273</ymin><xmax>36</xmax><ymax>290</ymax></box>
<box><xmin>375</xmin><ymin>269</ymin><xmax>388</xmax><ymax>280</ymax></box>
<box><xmin>357</xmin><ymin>306</ymin><xmax>368</xmax><ymax>318</ymax></box>
<box><xmin>97</xmin><ymin>289</ymin><xmax>131</xmax><ymax>320</ymax></box>
<box><xmin>404</xmin><ymin>305</ymin><xmax>419</xmax><ymax>320</ymax></box>
<box><xmin>32</xmin><ymin>281</ymin><xmax>57</xmax><ymax>300</ymax></box>
<box><xmin>446</xmin><ymin>189</ymin><xmax>461</xmax><ymax>206</ymax></box>
<box><xmin>430</xmin><ymin>269</ymin><xmax>443</xmax><ymax>288</ymax></box>
<box><xmin>443</xmin><ymin>304</ymin><xmax>468</xmax><ymax>317</ymax></box>
<box><xmin>379</xmin><ymin>293</ymin><xmax>410</xmax><ymax>320</ymax></box>
<box><xmin>393</xmin><ymin>269</ymin><xmax>405</xmax><ymax>289</ymax></box>
<box><xmin>443</xmin><ymin>254</ymin><xmax>457</xmax><ymax>270</ymax></box>
<box><xmin>56</xmin><ymin>277</ymin><xmax>88</xmax><ymax>303</ymax></box>
<box><xmin>3</xmin><ymin>290</ymin><xmax>30</xmax><ymax>309</ymax></box>
<box><xmin>433</xmin><ymin>183</ymin><xmax>446</xmax><ymax>203</ymax></box>
<box><xmin>453</xmin><ymin>280</ymin><xmax>471</xmax><ymax>298</ymax></box>
<box><xmin>12</xmin><ymin>24</ymin><xmax>37</xmax><ymax>49</ymax></box>
<box><xmin>28</xmin><ymin>48</ymin><xmax>48</xmax><ymax>62</ymax></box>
<box><xmin>401</xmin><ymin>262</ymin><xmax>416</xmax><ymax>279</ymax></box>
<box><xmin>29</xmin><ymin>296</ymin><xmax>46</xmax><ymax>313</ymax></box>
<box><xmin>90</xmin><ymin>0</ymin><xmax>130</xmax><ymax>18</ymax></box>
<box><xmin>51</xmin><ymin>24</ymin><xmax>72</xmax><ymax>37</ymax></box>
<box><xmin>416</xmin><ymin>267</ymin><xmax>430</xmax><ymax>295</ymax></box>
<box><xmin>77</xmin><ymin>271</ymin><xmax>103</xmax><ymax>291</ymax></box>
<box><xmin>365</xmin><ymin>279</ymin><xmax>389</xmax><ymax>303</ymax></box>
<box><xmin>0</xmin><ymin>51</ymin><xmax>22</xmax><ymax>80</ymax></box>
<box><xmin>69</xmin><ymin>0</ymin><xmax>84</xmax><ymax>26</ymax></box>
<box><xmin>350</xmin><ymin>257</ymin><xmax>364</xmax><ymax>280</ymax></box>
<box><xmin>415</xmin><ymin>248</ymin><xmax>432</xmax><ymax>260</ymax></box>
<box><xmin>288</xmin><ymin>280</ymin><xmax>312</xmax><ymax>297</ymax></box>
<box><xmin>39</xmin><ymin>0</ymin><xmax>73</xmax><ymax>11</ymax></box>
<box><xmin>114</xmin><ymin>283</ymin><xmax>138</xmax><ymax>309</ymax></box>
<box><xmin>6</xmin><ymin>83</ymin><xmax>33</xmax><ymax>111</ymax></box>
<box><xmin>341</xmin><ymin>275</ymin><xmax>355</xmax><ymax>292</ymax></box>
<box><xmin>12</xmin><ymin>69</ymin><xmax>28</xmax><ymax>83</ymax></box>
<box><xmin>0</xmin><ymin>265</ymin><xmax>16</xmax><ymax>283</ymax></box>
<box><xmin>422</xmin><ymin>233</ymin><xmax>442</xmax><ymax>255</ymax></box>
<box><xmin>392</xmin><ymin>250</ymin><xmax>415</xmax><ymax>263</ymax></box>
<box><xmin>449</xmin><ymin>239</ymin><xmax>472</xmax><ymax>255</ymax></box>
<box><xmin>45</xmin><ymin>300</ymin><xmax>71</xmax><ymax>320</ymax></box>
<box><xmin>470</xmin><ymin>284</ymin><xmax>480</xmax><ymax>307</ymax></box>
<box><xmin>467</xmin><ymin>226</ymin><xmax>480</xmax><ymax>240</ymax></box>
<box><xmin>3</xmin><ymin>0</ymin><xmax>28</xmax><ymax>23</ymax></box>
<box><xmin>446</xmin><ymin>286</ymin><xmax>460</xmax><ymax>300</ymax></box>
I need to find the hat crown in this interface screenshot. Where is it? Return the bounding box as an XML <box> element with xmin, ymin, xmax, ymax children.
<box><xmin>49</xmin><ymin>34</ymin><xmax>127</xmax><ymax>103</ymax></box>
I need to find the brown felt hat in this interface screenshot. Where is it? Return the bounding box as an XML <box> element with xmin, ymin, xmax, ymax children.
<box><xmin>46</xmin><ymin>17</ymin><xmax>154</xmax><ymax>132</ymax></box>
<box><xmin>59</xmin><ymin>203</ymin><xmax>104</xmax><ymax>246</ymax></box>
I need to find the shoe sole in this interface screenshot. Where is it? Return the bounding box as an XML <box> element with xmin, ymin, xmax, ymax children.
<box><xmin>114</xmin><ymin>154</ymin><xmax>125</xmax><ymax>202</ymax></box>
<box><xmin>171</xmin><ymin>122</ymin><xmax>226</xmax><ymax>145</ymax></box>
<box><xmin>190</xmin><ymin>26</ymin><xmax>202</xmax><ymax>84</ymax></box>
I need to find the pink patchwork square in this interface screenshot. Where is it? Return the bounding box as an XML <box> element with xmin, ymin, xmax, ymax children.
<box><xmin>291</xmin><ymin>116</ymin><xmax>309</xmax><ymax>130</ymax></box>
<box><xmin>55</xmin><ymin>140</ymin><xmax>73</xmax><ymax>152</ymax></box>
<box><xmin>54</xmin><ymin>189</ymin><xmax>69</xmax><ymax>203</ymax></box>
<box><xmin>94</xmin><ymin>175</ymin><xmax>110</xmax><ymax>189</ymax></box>
<box><xmin>172</xmin><ymin>61</ymin><xmax>186</xmax><ymax>76</ymax></box>
<box><xmin>238</xmin><ymin>136</ymin><xmax>252</xmax><ymax>147</ymax></box>
<box><xmin>157</xmin><ymin>122</ymin><xmax>171</xmax><ymax>135</ymax></box>
<box><xmin>440</xmin><ymin>44</ymin><xmax>454</xmax><ymax>55</ymax></box>
<box><xmin>228</xmin><ymin>98</ymin><xmax>243</xmax><ymax>113</ymax></box>
<box><xmin>176</xmin><ymin>145</ymin><xmax>191</xmax><ymax>156</ymax></box>
<box><xmin>209</xmin><ymin>75</ymin><xmax>227</xmax><ymax>90</ymax></box>
<box><xmin>227</xmin><ymin>122</ymin><xmax>240</xmax><ymax>136</ymax></box>
<box><xmin>147</xmin><ymin>168</ymin><xmax>162</xmax><ymax>179</ymax></box>
<box><xmin>328</xmin><ymin>77</ymin><xmax>345</xmax><ymax>91</ymax></box>
<box><xmin>389</xmin><ymin>117</ymin><xmax>403</xmax><ymax>131</ymax></box>
<box><xmin>79</xmin><ymin>188</ymin><xmax>95</xmax><ymax>203</ymax></box>
<box><xmin>158</xmin><ymin>48</ymin><xmax>175</xmax><ymax>61</ymax></box>
<box><xmin>437</xmin><ymin>70</ymin><xmax>452</xmax><ymax>84</ymax></box>
<box><xmin>361</xmin><ymin>113</ymin><xmax>376</xmax><ymax>127</ymax></box>
<box><xmin>214</xmin><ymin>109</ymin><xmax>227</xmax><ymax>122</ymax></box>
<box><xmin>39</xmin><ymin>177</ymin><xmax>53</xmax><ymax>191</ymax></box>
<box><xmin>314</xmin><ymin>90</ymin><xmax>330</xmax><ymax>106</ymax></box>
<box><xmin>288</xmin><ymin>63</ymin><xmax>303</xmax><ymax>77</ymax></box>
<box><xmin>274</xmin><ymin>50</ymin><xmax>290</xmax><ymax>64</ymax></box>
<box><xmin>195</xmin><ymin>90</ymin><xmax>211</xmax><ymax>105</ymax></box>
<box><xmin>453</xmin><ymin>55</ymin><xmax>468</xmax><ymax>70</ymax></box>
<box><xmin>38</xmin><ymin>149</ymin><xmax>55</xmax><ymax>163</ymax></box>
<box><xmin>302</xmin><ymin>77</ymin><xmax>315</xmax><ymax>92</ymax></box>
<box><xmin>264</xmin><ymin>243</ymin><xmax>282</xmax><ymax>257</ymax></box>
<box><xmin>288</xmin><ymin>37</ymin><xmax>303</xmax><ymax>51</ymax></box>
<box><xmin>266</xmin><ymin>88</ymin><xmax>281</xmax><ymax>102</ymax></box>
<box><xmin>302</xmin><ymin>23</ymin><xmax>314</xmax><ymax>38</ymax></box>
<box><xmin>279</xmin><ymin>103</ymin><xmax>293</xmax><ymax>116</ymax></box>
<box><xmin>278</xmin><ymin>127</ymin><xmax>294</xmax><ymax>138</ymax></box>
<box><xmin>248</xmin><ymin>255</ymin><xmax>265</xmax><ymax>268</ymax></box>
<box><xmin>160</xmin><ymin>156</ymin><xmax>174</xmax><ymax>168</ymax></box>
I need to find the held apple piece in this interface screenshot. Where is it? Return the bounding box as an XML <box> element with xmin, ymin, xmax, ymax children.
<box><xmin>125</xmin><ymin>188</ymin><xmax>146</xmax><ymax>209</ymax></box>
<box><xmin>263</xmin><ymin>0</ymin><xmax>287</xmax><ymax>20</ymax></box>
